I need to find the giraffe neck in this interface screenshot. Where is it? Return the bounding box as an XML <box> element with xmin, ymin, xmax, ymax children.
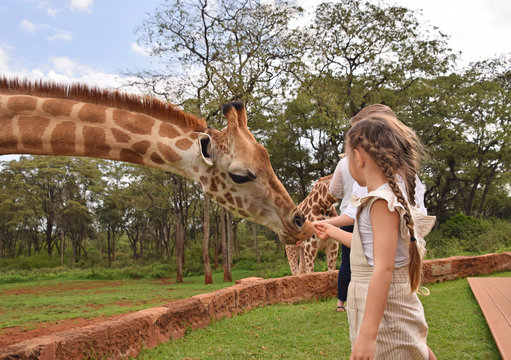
<box><xmin>0</xmin><ymin>92</ymin><xmax>210</xmax><ymax>182</ymax></box>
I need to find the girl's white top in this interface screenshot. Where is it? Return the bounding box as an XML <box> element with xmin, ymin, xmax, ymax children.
<box><xmin>344</xmin><ymin>174</ymin><xmax>427</xmax><ymax>220</ymax></box>
<box><xmin>352</xmin><ymin>183</ymin><xmax>436</xmax><ymax>267</ymax></box>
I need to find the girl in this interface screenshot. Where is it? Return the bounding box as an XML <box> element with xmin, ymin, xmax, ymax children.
<box><xmin>325</xmin><ymin>104</ymin><xmax>427</xmax><ymax>313</ymax></box>
<box><xmin>315</xmin><ymin>112</ymin><xmax>436</xmax><ymax>359</ymax></box>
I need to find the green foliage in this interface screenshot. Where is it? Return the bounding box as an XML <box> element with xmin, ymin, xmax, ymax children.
<box><xmin>426</xmin><ymin>215</ymin><xmax>511</xmax><ymax>258</ymax></box>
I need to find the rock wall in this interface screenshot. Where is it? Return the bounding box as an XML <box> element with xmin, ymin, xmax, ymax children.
<box><xmin>1</xmin><ymin>251</ymin><xmax>510</xmax><ymax>360</ymax></box>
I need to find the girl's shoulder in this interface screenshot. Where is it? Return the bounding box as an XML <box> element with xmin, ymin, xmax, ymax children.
<box><xmin>351</xmin><ymin>183</ymin><xmax>401</xmax><ymax>212</ymax></box>
<box><xmin>352</xmin><ymin>183</ymin><xmax>436</xmax><ymax>249</ymax></box>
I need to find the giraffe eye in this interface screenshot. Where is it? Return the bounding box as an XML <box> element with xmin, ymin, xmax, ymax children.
<box><xmin>229</xmin><ymin>171</ymin><xmax>256</xmax><ymax>184</ymax></box>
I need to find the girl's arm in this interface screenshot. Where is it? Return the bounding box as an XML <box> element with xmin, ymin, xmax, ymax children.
<box><xmin>351</xmin><ymin>199</ymin><xmax>399</xmax><ymax>360</ymax></box>
<box><xmin>314</xmin><ymin>214</ymin><xmax>355</xmax><ymax>227</ymax></box>
<box><xmin>313</xmin><ymin>222</ymin><xmax>352</xmax><ymax>247</ymax></box>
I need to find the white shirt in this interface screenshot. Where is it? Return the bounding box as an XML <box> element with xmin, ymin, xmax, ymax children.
<box><xmin>328</xmin><ymin>156</ymin><xmax>355</xmax><ymax>214</ymax></box>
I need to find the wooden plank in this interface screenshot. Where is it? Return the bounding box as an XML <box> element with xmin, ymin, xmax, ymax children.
<box><xmin>486</xmin><ymin>278</ymin><xmax>511</xmax><ymax>326</ymax></box>
<box><xmin>468</xmin><ymin>277</ymin><xmax>511</xmax><ymax>360</ymax></box>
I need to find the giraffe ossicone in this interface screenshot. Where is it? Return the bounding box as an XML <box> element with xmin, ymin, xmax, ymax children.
<box><xmin>0</xmin><ymin>77</ymin><xmax>313</xmax><ymax>244</ymax></box>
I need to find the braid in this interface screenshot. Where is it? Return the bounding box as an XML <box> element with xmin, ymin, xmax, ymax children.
<box><xmin>407</xmin><ymin>175</ymin><xmax>417</xmax><ymax>207</ymax></box>
<box><xmin>355</xmin><ymin>133</ymin><xmax>423</xmax><ymax>293</ymax></box>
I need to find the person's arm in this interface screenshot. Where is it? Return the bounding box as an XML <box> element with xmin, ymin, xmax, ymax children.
<box><xmin>313</xmin><ymin>222</ymin><xmax>352</xmax><ymax>247</ymax></box>
<box><xmin>314</xmin><ymin>214</ymin><xmax>354</xmax><ymax>227</ymax></box>
<box><xmin>328</xmin><ymin>157</ymin><xmax>345</xmax><ymax>200</ymax></box>
<box><xmin>350</xmin><ymin>199</ymin><xmax>399</xmax><ymax>360</ymax></box>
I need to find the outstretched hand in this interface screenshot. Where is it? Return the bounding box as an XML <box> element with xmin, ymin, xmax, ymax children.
<box><xmin>313</xmin><ymin>222</ymin><xmax>335</xmax><ymax>240</ymax></box>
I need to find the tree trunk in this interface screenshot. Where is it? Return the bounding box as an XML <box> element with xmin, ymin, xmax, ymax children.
<box><xmin>252</xmin><ymin>223</ymin><xmax>260</xmax><ymax>263</ymax></box>
<box><xmin>226</xmin><ymin>212</ymin><xmax>233</xmax><ymax>280</ymax></box>
<box><xmin>220</xmin><ymin>208</ymin><xmax>231</xmax><ymax>282</ymax></box>
<box><xmin>60</xmin><ymin>231</ymin><xmax>65</xmax><ymax>266</ymax></box>
<box><xmin>45</xmin><ymin>216</ymin><xmax>53</xmax><ymax>256</ymax></box>
<box><xmin>477</xmin><ymin>167</ymin><xmax>496</xmax><ymax>218</ymax></box>
<box><xmin>202</xmin><ymin>196</ymin><xmax>213</xmax><ymax>285</ymax></box>
<box><xmin>175</xmin><ymin>211</ymin><xmax>184</xmax><ymax>283</ymax></box>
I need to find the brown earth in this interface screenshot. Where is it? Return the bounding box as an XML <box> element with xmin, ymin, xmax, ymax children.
<box><xmin>0</xmin><ymin>280</ymin><xmax>173</xmax><ymax>348</ymax></box>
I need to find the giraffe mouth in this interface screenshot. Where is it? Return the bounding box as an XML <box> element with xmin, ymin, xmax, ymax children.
<box><xmin>279</xmin><ymin>213</ymin><xmax>314</xmax><ymax>245</ymax></box>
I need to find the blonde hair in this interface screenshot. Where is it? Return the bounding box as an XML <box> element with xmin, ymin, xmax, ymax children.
<box><xmin>346</xmin><ymin>108</ymin><xmax>425</xmax><ymax>292</ymax></box>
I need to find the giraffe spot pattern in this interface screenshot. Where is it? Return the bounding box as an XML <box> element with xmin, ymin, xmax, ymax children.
<box><xmin>159</xmin><ymin>122</ymin><xmax>180</xmax><ymax>138</ymax></box>
<box><xmin>111</xmin><ymin>128</ymin><xmax>131</xmax><ymax>143</ymax></box>
<box><xmin>157</xmin><ymin>142</ymin><xmax>182</xmax><ymax>162</ymax></box>
<box><xmin>42</xmin><ymin>99</ymin><xmax>76</xmax><ymax>117</ymax></box>
<box><xmin>132</xmin><ymin>140</ymin><xmax>151</xmax><ymax>155</ymax></box>
<box><xmin>18</xmin><ymin>115</ymin><xmax>51</xmax><ymax>150</ymax></box>
<box><xmin>7</xmin><ymin>96</ymin><xmax>37</xmax><ymax>112</ymax></box>
<box><xmin>78</xmin><ymin>104</ymin><xmax>107</xmax><ymax>123</ymax></box>
<box><xmin>0</xmin><ymin>113</ymin><xmax>16</xmax><ymax>151</ymax></box>
<box><xmin>83</xmin><ymin>126</ymin><xmax>111</xmax><ymax>157</ymax></box>
<box><xmin>113</xmin><ymin>110</ymin><xmax>155</xmax><ymax>135</ymax></box>
<box><xmin>225</xmin><ymin>192</ymin><xmax>235</xmax><ymax>205</ymax></box>
<box><xmin>150</xmin><ymin>153</ymin><xmax>164</xmax><ymax>164</ymax></box>
<box><xmin>120</xmin><ymin>149</ymin><xmax>144</xmax><ymax>165</ymax></box>
<box><xmin>51</xmin><ymin>121</ymin><xmax>76</xmax><ymax>154</ymax></box>
<box><xmin>175</xmin><ymin>138</ymin><xmax>193</xmax><ymax>150</ymax></box>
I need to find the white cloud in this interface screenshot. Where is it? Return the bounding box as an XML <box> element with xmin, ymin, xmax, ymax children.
<box><xmin>69</xmin><ymin>0</ymin><xmax>93</xmax><ymax>13</ymax></box>
<box><xmin>48</xmin><ymin>32</ymin><xmax>73</xmax><ymax>42</ymax></box>
<box><xmin>51</xmin><ymin>56</ymin><xmax>82</xmax><ymax>78</ymax></box>
<box><xmin>0</xmin><ymin>46</ymin><xmax>9</xmax><ymax>72</ymax></box>
<box><xmin>47</xmin><ymin>7</ymin><xmax>62</xmax><ymax>17</ymax></box>
<box><xmin>130</xmin><ymin>42</ymin><xmax>149</xmax><ymax>56</ymax></box>
<box><xmin>20</xmin><ymin>19</ymin><xmax>44</xmax><ymax>33</ymax></box>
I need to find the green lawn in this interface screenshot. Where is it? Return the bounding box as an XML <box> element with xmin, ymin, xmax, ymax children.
<box><xmin>0</xmin><ymin>269</ymin><xmax>507</xmax><ymax>359</ymax></box>
<box><xmin>134</xmin><ymin>272</ymin><xmax>509</xmax><ymax>360</ymax></box>
<box><xmin>0</xmin><ymin>269</ymin><xmax>255</xmax><ymax>330</ymax></box>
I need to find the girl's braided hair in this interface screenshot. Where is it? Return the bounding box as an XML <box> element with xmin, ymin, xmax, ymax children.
<box><xmin>346</xmin><ymin>108</ymin><xmax>425</xmax><ymax>292</ymax></box>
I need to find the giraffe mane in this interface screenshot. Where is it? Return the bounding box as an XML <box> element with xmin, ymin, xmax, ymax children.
<box><xmin>0</xmin><ymin>77</ymin><xmax>208</xmax><ymax>132</ymax></box>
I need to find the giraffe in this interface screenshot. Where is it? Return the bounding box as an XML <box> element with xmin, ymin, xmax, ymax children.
<box><xmin>0</xmin><ymin>77</ymin><xmax>314</xmax><ymax>244</ymax></box>
<box><xmin>285</xmin><ymin>174</ymin><xmax>339</xmax><ymax>275</ymax></box>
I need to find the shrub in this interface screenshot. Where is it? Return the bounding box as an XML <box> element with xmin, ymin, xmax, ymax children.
<box><xmin>426</xmin><ymin>214</ymin><xmax>511</xmax><ymax>259</ymax></box>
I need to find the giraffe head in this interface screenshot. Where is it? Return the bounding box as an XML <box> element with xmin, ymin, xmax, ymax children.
<box><xmin>0</xmin><ymin>78</ymin><xmax>313</xmax><ymax>245</ymax></box>
<box><xmin>197</xmin><ymin>102</ymin><xmax>314</xmax><ymax>244</ymax></box>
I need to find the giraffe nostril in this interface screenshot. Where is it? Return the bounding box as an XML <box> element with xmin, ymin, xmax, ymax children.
<box><xmin>293</xmin><ymin>213</ymin><xmax>305</xmax><ymax>228</ymax></box>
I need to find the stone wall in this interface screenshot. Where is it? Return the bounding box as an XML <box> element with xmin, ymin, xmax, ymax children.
<box><xmin>1</xmin><ymin>251</ymin><xmax>510</xmax><ymax>360</ymax></box>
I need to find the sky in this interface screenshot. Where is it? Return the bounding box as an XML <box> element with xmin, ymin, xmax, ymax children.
<box><xmin>1</xmin><ymin>0</ymin><xmax>510</xmax><ymax>161</ymax></box>
<box><xmin>1</xmin><ymin>0</ymin><xmax>511</xmax><ymax>86</ymax></box>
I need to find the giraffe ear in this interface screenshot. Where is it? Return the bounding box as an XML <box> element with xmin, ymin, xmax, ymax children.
<box><xmin>198</xmin><ymin>133</ymin><xmax>214</xmax><ymax>166</ymax></box>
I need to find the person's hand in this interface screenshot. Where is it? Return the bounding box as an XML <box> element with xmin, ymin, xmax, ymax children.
<box><xmin>313</xmin><ymin>222</ymin><xmax>334</xmax><ymax>240</ymax></box>
<box><xmin>350</xmin><ymin>332</ymin><xmax>376</xmax><ymax>360</ymax></box>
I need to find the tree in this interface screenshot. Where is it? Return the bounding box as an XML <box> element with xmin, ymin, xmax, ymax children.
<box><xmin>269</xmin><ymin>0</ymin><xmax>455</xmax><ymax>200</ymax></box>
<box><xmin>133</xmin><ymin>0</ymin><xmax>305</xmax><ymax>280</ymax></box>
<box><xmin>304</xmin><ymin>0</ymin><xmax>454</xmax><ymax>116</ymax></box>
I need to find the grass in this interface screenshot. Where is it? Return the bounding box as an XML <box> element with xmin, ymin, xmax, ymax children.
<box><xmin>0</xmin><ymin>269</ymin><xmax>255</xmax><ymax>330</ymax></box>
<box><xmin>0</xmin><ymin>264</ymin><xmax>507</xmax><ymax>359</ymax></box>
<box><xmin>133</xmin><ymin>272</ymin><xmax>510</xmax><ymax>360</ymax></box>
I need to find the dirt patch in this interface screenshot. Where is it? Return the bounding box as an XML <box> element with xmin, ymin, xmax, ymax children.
<box><xmin>0</xmin><ymin>279</ymin><xmax>176</xmax><ymax>349</ymax></box>
<box><xmin>0</xmin><ymin>314</ymin><xmax>126</xmax><ymax>348</ymax></box>
<box><xmin>1</xmin><ymin>280</ymin><xmax>125</xmax><ymax>296</ymax></box>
